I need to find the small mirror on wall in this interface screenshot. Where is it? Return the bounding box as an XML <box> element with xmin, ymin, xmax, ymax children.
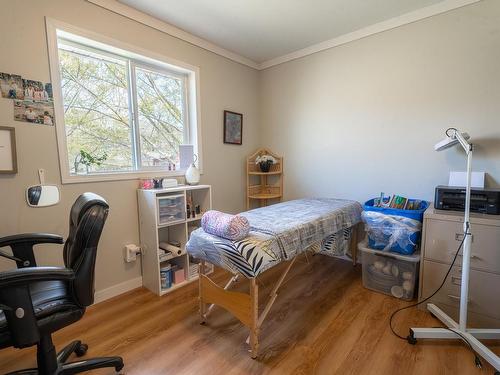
<box><xmin>26</xmin><ymin>185</ymin><xmax>60</xmax><ymax>207</ymax></box>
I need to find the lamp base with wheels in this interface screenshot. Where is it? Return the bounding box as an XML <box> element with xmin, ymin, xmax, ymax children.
<box><xmin>410</xmin><ymin>304</ymin><xmax>500</xmax><ymax>373</ymax></box>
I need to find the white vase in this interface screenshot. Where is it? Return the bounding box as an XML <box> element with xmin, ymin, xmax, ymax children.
<box><xmin>185</xmin><ymin>163</ymin><xmax>200</xmax><ymax>185</ymax></box>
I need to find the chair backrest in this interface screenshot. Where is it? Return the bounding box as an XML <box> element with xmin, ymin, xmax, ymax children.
<box><xmin>63</xmin><ymin>193</ymin><xmax>109</xmax><ymax>307</ymax></box>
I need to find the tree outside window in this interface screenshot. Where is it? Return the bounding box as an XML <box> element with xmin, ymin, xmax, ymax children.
<box><xmin>58</xmin><ymin>42</ymin><xmax>187</xmax><ymax>175</ymax></box>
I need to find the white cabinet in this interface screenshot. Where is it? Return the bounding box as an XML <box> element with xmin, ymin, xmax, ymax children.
<box><xmin>138</xmin><ymin>185</ymin><xmax>213</xmax><ymax>296</ymax></box>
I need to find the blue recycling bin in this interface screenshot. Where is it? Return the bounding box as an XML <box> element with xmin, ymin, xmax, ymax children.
<box><xmin>362</xmin><ymin>198</ymin><xmax>429</xmax><ymax>255</ymax></box>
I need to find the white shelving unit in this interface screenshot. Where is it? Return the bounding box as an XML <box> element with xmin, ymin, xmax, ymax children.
<box><xmin>138</xmin><ymin>184</ymin><xmax>213</xmax><ymax>296</ymax></box>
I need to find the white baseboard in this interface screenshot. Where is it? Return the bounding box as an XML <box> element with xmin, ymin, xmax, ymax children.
<box><xmin>94</xmin><ymin>276</ymin><xmax>143</xmax><ymax>304</ymax></box>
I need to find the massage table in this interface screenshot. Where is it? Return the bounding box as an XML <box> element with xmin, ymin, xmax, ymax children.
<box><xmin>186</xmin><ymin>198</ymin><xmax>363</xmax><ymax>358</ymax></box>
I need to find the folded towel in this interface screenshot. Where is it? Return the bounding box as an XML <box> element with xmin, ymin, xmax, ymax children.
<box><xmin>201</xmin><ymin>210</ymin><xmax>250</xmax><ymax>241</ymax></box>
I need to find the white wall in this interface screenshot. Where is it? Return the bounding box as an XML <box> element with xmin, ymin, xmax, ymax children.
<box><xmin>0</xmin><ymin>0</ymin><xmax>260</xmax><ymax>294</ymax></box>
<box><xmin>259</xmin><ymin>0</ymin><xmax>500</xmax><ymax>203</ymax></box>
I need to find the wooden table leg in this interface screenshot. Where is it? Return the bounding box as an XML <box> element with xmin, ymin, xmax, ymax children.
<box><xmin>351</xmin><ymin>224</ymin><xmax>359</xmax><ymax>266</ymax></box>
<box><xmin>249</xmin><ymin>278</ymin><xmax>259</xmax><ymax>359</ymax></box>
<box><xmin>199</xmin><ymin>261</ymin><xmax>206</xmax><ymax>324</ymax></box>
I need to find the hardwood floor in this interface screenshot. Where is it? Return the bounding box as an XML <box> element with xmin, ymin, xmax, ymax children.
<box><xmin>0</xmin><ymin>255</ymin><xmax>498</xmax><ymax>374</ymax></box>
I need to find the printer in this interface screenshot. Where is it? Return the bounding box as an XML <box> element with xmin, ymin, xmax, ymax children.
<box><xmin>434</xmin><ymin>185</ymin><xmax>500</xmax><ymax>215</ymax></box>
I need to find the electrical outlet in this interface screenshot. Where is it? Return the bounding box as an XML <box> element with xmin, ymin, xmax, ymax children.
<box><xmin>124</xmin><ymin>244</ymin><xmax>141</xmax><ymax>263</ymax></box>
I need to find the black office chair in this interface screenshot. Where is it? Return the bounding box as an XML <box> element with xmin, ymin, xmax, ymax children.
<box><xmin>0</xmin><ymin>193</ymin><xmax>124</xmax><ymax>374</ymax></box>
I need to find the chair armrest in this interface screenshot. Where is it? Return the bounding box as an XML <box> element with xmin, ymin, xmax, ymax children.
<box><xmin>0</xmin><ymin>266</ymin><xmax>74</xmax><ymax>288</ymax></box>
<box><xmin>0</xmin><ymin>233</ymin><xmax>64</xmax><ymax>268</ymax></box>
<box><xmin>0</xmin><ymin>233</ymin><xmax>64</xmax><ymax>247</ymax></box>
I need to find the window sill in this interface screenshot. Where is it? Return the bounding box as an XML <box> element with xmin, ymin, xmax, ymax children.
<box><xmin>61</xmin><ymin>169</ymin><xmax>192</xmax><ymax>184</ymax></box>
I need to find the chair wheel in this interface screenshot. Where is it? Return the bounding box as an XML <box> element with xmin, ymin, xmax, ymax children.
<box><xmin>115</xmin><ymin>363</ymin><xmax>124</xmax><ymax>372</ymax></box>
<box><xmin>75</xmin><ymin>343</ymin><xmax>88</xmax><ymax>357</ymax></box>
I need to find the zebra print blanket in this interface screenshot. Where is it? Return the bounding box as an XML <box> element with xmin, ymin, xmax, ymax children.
<box><xmin>186</xmin><ymin>198</ymin><xmax>362</xmax><ymax>278</ymax></box>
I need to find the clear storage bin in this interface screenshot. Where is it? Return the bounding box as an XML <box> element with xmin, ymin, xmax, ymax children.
<box><xmin>359</xmin><ymin>241</ymin><xmax>420</xmax><ymax>301</ymax></box>
<box><xmin>157</xmin><ymin>194</ymin><xmax>185</xmax><ymax>226</ymax></box>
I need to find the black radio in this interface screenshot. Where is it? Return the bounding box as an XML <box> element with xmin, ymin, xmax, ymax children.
<box><xmin>434</xmin><ymin>185</ymin><xmax>500</xmax><ymax>215</ymax></box>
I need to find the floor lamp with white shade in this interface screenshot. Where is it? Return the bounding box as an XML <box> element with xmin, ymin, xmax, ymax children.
<box><xmin>408</xmin><ymin>128</ymin><xmax>500</xmax><ymax>374</ymax></box>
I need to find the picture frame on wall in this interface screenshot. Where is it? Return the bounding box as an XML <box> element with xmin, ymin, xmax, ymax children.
<box><xmin>223</xmin><ymin>110</ymin><xmax>243</xmax><ymax>145</ymax></box>
<box><xmin>0</xmin><ymin>126</ymin><xmax>17</xmax><ymax>174</ymax></box>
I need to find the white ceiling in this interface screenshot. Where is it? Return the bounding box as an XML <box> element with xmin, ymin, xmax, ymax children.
<box><xmin>118</xmin><ymin>0</ymin><xmax>447</xmax><ymax>64</ymax></box>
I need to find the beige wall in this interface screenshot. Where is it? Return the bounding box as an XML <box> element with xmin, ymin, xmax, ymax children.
<box><xmin>0</xmin><ymin>0</ymin><xmax>260</xmax><ymax>292</ymax></box>
<box><xmin>2</xmin><ymin>0</ymin><xmax>499</xmax><ymax>298</ymax></box>
<box><xmin>259</xmin><ymin>0</ymin><xmax>500</xmax><ymax>203</ymax></box>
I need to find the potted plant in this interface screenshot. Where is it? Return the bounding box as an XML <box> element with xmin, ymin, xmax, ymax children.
<box><xmin>74</xmin><ymin>149</ymin><xmax>108</xmax><ymax>174</ymax></box>
<box><xmin>255</xmin><ymin>154</ymin><xmax>277</xmax><ymax>173</ymax></box>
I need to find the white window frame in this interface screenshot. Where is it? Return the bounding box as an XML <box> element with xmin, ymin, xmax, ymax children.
<box><xmin>45</xmin><ymin>18</ymin><xmax>202</xmax><ymax>184</ymax></box>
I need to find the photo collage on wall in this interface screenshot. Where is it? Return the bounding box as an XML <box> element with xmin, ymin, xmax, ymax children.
<box><xmin>0</xmin><ymin>72</ymin><xmax>55</xmax><ymax>126</ymax></box>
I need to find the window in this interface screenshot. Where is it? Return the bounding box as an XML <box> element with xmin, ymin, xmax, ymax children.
<box><xmin>46</xmin><ymin>21</ymin><xmax>200</xmax><ymax>182</ymax></box>
<box><xmin>59</xmin><ymin>44</ymin><xmax>134</xmax><ymax>174</ymax></box>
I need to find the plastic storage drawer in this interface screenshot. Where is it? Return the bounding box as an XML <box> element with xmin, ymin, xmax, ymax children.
<box><xmin>157</xmin><ymin>194</ymin><xmax>185</xmax><ymax>226</ymax></box>
<box><xmin>359</xmin><ymin>241</ymin><xmax>420</xmax><ymax>301</ymax></box>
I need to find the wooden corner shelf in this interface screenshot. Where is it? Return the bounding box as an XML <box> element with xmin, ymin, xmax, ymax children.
<box><xmin>248</xmin><ymin>193</ymin><xmax>282</xmax><ymax>199</ymax></box>
<box><xmin>248</xmin><ymin>171</ymin><xmax>282</xmax><ymax>175</ymax></box>
<box><xmin>246</xmin><ymin>148</ymin><xmax>283</xmax><ymax>209</ymax></box>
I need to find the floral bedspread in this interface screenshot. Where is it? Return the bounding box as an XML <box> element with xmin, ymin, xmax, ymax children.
<box><xmin>186</xmin><ymin>198</ymin><xmax>362</xmax><ymax>278</ymax></box>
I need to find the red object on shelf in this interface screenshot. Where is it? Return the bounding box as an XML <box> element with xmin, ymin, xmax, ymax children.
<box><xmin>174</xmin><ymin>268</ymin><xmax>185</xmax><ymax>284</ymax></box>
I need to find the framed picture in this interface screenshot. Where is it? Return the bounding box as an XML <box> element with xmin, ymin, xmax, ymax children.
<box><xmin>223</xmin><ymin>110</ymin><xmax>243</xmax><ymax>145</ymax></box>
<box><xmin>0</xmin><ymin>126</ymin><xmax>17</xmax><ymax>174</ymax></box>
